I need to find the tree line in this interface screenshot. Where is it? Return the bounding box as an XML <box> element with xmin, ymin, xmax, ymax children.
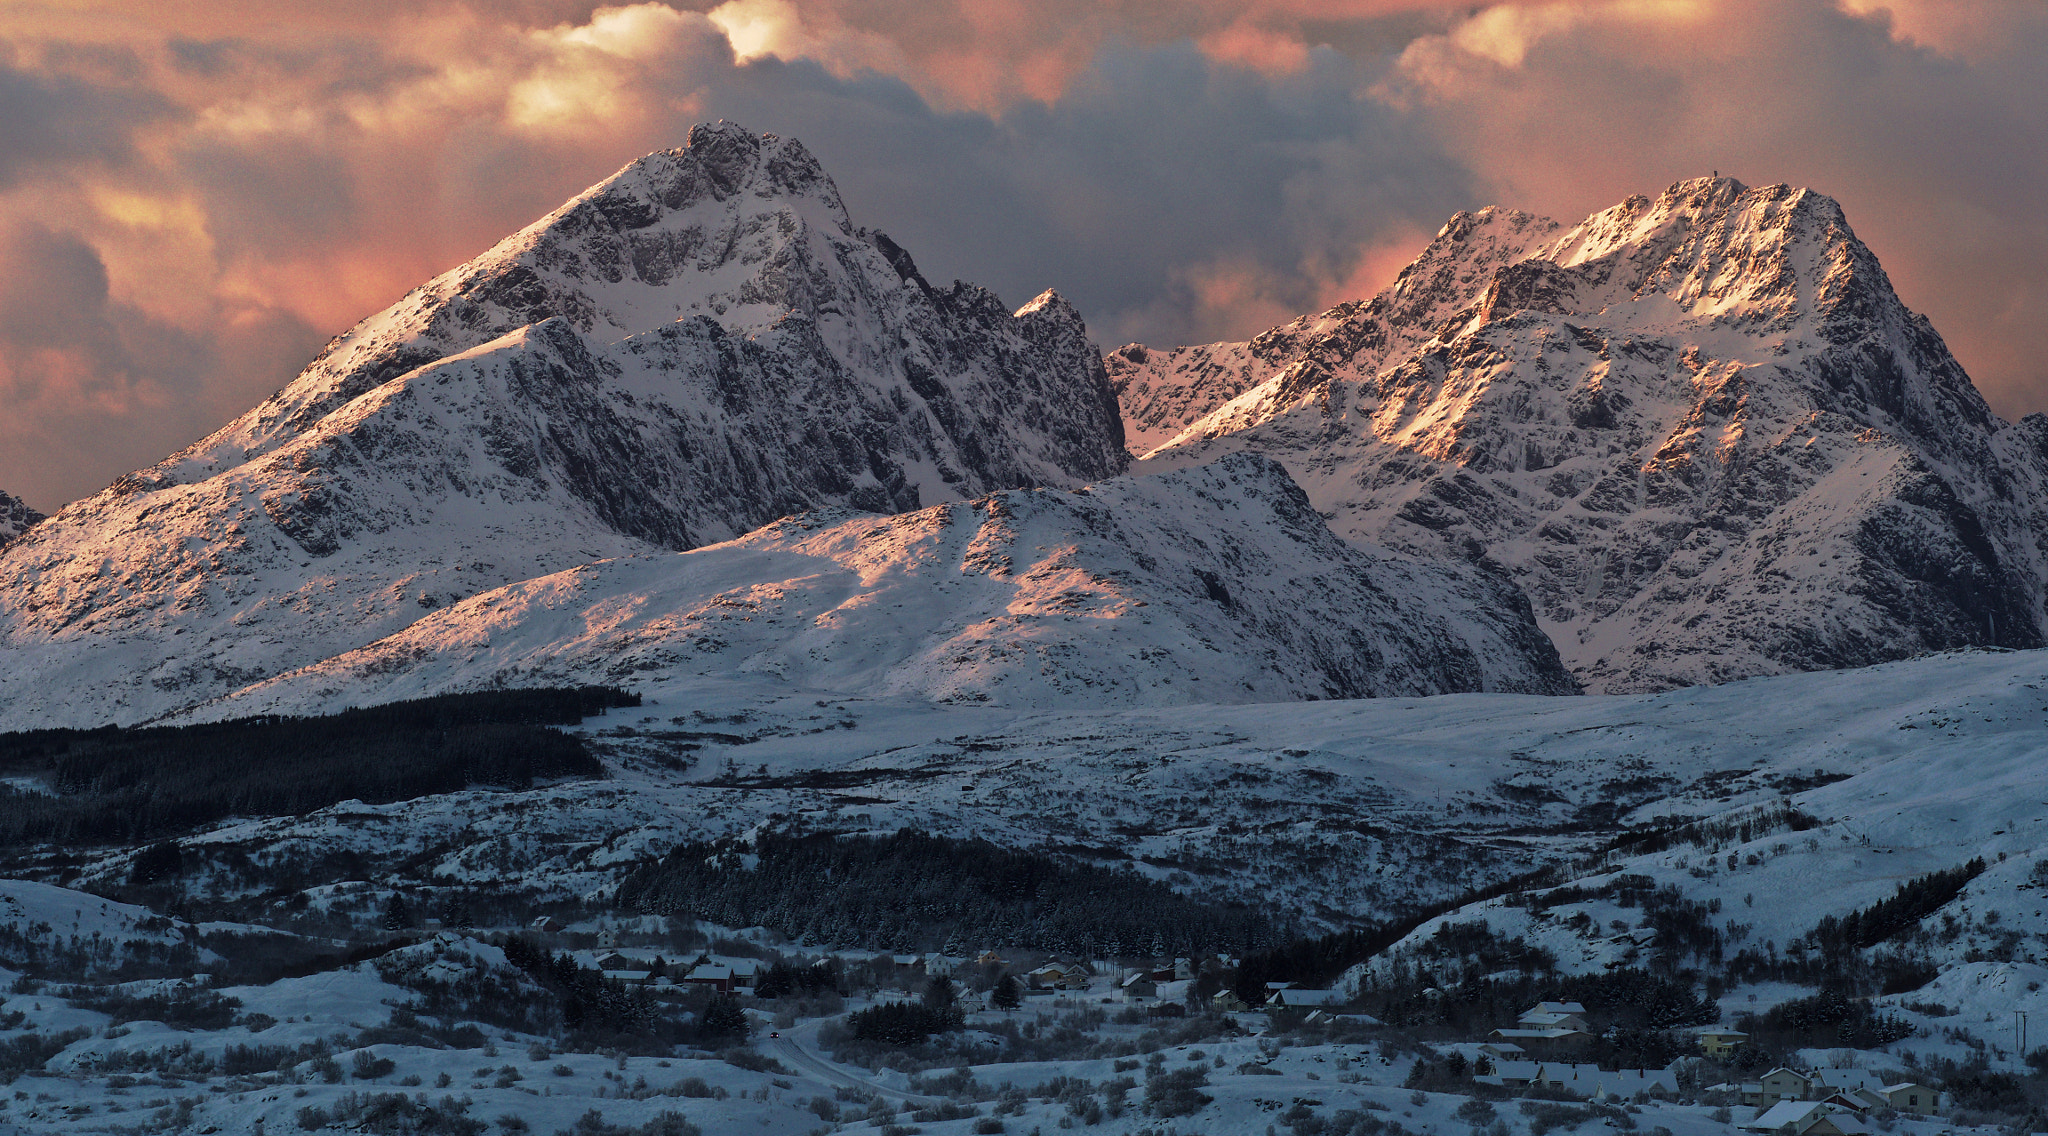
<box><xmin>615</xmin><ymin>828</ymin><xmax>1281</xmax><ymax>956</ymax></box>
<box><xmin>1806</xmin><ymin>859</ymin><xmax>1987</xmax><ymax>958</ymax></box>
<box><xmin>0</xmin><ymin>686</ymin><xmax>635</xmax><ymax>848</ymax></box>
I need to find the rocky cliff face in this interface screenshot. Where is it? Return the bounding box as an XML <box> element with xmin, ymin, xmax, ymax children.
<box><xmin>205</xmin><ymin>454</ymin><xmax>1577</xmax><ymax>719</ymax></box>
<box><xmin>0</xmin><ymin>491</ymin><xmax>41</xmax><ymax>548</ymax></box>
<box><xmin>0</xmin><ymin>123</ymin><xmax>1128</xmax><ymax>728</ymax></box>
<box><xmin>1127</xmin><ymin>178</ymin><xmax>2048</xmax><ymax>692</ymax></box>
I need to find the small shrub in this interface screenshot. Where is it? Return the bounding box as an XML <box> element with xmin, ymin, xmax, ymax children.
<box><xmin>718</xmin><ymin>1047</ymin><xmax>785</xmax><ymax>1074</ymax></box>
<box><xmin>1144</xmin><ymin>1066</ymin><xmax>1212</xmax><ymax>1117</ymax></box>
<box><xmin>351</xmin><ymin>1049</ymin><xmax>396</xmax><ymax>1080</ymax></box>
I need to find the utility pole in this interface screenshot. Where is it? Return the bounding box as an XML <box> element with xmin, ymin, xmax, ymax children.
<box><xmin>2016</xmin><ymin>1010</ymin><xmax>2028</xmax><ymax>1065</ymax></box>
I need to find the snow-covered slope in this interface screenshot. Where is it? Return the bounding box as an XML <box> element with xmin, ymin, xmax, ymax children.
<box><xmin>0</xmin><ymin>489</ymin><xmax>41</xmax><ymax>547</ymax></box>
<box><xmin>0</xmin><ymin>122</ymin><xmax>1127</xmax><ymax>729</ymax></box>
<box><xmin>1129</xmin><ymin>178</ymin><xmax>2048</xmax><ymax>692</ymax></box>
<box><xmin>1342</xmin><ymin>647</ymin><xmax>2048</xmax><ymax>1007</ymax></box>
<box><xmin>203</xmin><ymin>454</ymin><xmax>1576</xmax><ymax>717</ymax></box>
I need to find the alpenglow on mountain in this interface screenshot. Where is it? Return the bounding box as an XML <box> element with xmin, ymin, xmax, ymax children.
<box><xmin>0</xmin><ymin>123</ymin><xmax>1578</xmax><ymax>729</ymax></box>
<box><xmin>0</xmin><ymin>123</ymin><xmax>1133</xmax><ymax>728</ymax></box>
<box><xmin>1120</xmin><ymin>176</ymin><xmax>2048</xmax><ymax>693</ymax></box>
<box><xmin>206</xmin><ymin>453</ymin><xmax>1576</xmax><ymax>720</ymax></box>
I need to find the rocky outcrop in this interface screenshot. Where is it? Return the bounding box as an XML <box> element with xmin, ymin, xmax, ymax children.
<box><xmin>0</xmin><ymin>491</ymin><xmax>41</xmax><ymax>548</ymax></box>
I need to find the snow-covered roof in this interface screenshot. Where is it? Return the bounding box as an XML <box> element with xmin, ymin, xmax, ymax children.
<box><xmin>1478</xmin><ymin>1061</ymin><xmax>1677</xmax><ymax>1096</ymax></box>
<box><xmin>1745</xmin><ymin>1101</ymin><xmax>1830</xmax><ymax>1131</ymax></box>
<box><xmin>1271</xmin><ymin>987</ymin><xmax>1349</xmax><ymax>1007</ymax></box>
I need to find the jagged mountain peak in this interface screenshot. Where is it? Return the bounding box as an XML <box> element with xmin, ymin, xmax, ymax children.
<box><xmin>0</xmin><ymin>123</ymin><xmax>1129</xmax><ymax>729</ymax></box>
<box><xmin>1123</xmin><ymin>178</ymin><xmax>2048</xmax><ymax>693</ymax></box>
<box><xmin>155</xmin><ymin>121</ymin><xmax>912</xmax><ymax>479</ymax></box>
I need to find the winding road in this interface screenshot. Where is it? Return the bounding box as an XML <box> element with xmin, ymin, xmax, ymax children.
<box><xmin>761</xmin><ymin>1019</ymin><xmax>937</xmax><ymax>1108</ymax></box>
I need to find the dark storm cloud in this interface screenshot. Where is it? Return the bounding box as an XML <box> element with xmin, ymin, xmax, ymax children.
<box><xmin>0</xmin><ymin>222</ymin><xmax>322</xmax><ymax>511</ymax></box>
<box><xmin>704</xmin><ymin>41</ymin><xmax>1472</xmax><ymax>345</ymax></box>
<box><xmin>0</xmin><ymin>48</ymin><xmax>174</xmax><ymax>189</ymax></box>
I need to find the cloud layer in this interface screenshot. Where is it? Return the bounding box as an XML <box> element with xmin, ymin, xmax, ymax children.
<box><xmin>1</xmin><ymin>0</ymin><xmax>2043</xmax><ymax>510</ymax></box>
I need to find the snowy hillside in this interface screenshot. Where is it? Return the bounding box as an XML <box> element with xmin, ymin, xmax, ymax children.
<box><xmin>203</xmin><ymin>454</ymin><xmax>1575</xmax><ymax>718</ymax></box>
<box><xmin>0</xmin><ymin>489</ymin><xmax>40</xmax><ymax>547</ymax></box>
<box><xmin>1127</xmin><ymin>178</ymin><xmax>2048</xmax><ymax>692</ymax></box>
<box><xmin>0</xmin><ymin>122</ymin><xmax>1127</xmax><ymax>730</ymax></box>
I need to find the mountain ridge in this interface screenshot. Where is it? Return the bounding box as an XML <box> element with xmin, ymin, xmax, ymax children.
<box><xmin>194</xmin><ymin>453</ymin><xmax>1578</xmax><ymax>720</ymax></box>
<box><xmin>1123</xmin><ymin>176</ymin><xmax>2048</xmax><ymax>692</ymax></box>
<box><xmin>0</xmin><ymin>123</ymin><xmax>1131</xmax><ymax>729</ymax></box>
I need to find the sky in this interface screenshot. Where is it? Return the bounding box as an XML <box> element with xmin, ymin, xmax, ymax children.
<box><xmin>2</xmin><ymin>0</ymin><xmax>2045</xmax><ymax>512</ymax></box>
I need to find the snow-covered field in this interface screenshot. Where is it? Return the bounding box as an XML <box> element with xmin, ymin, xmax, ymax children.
<box><xmin>0</xmin><ymin>647</ymin><xmax>2038</xmax><ymax>1132</ymax></box>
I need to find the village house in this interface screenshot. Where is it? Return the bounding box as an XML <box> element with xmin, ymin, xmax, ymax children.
<box><xmin>1695</xmin><ymin>1028</ymin><xmax>1749</xmax><ymax>1058</ymax></box>
<box><xmin>1120</xmin><ymin>973</ymin><xmax>1157</xmax><ymax>1001</ymax></box>
<box><xmin>1874</xmin><ymin>1082</ymin><xmax>1940</xmax><ymax>1114</ymax></box>
<box><xmin>1741</xmin><ymin>1101</ymin><xmax>1871</xmax><ymax>1136</ymax></box>
<box><xmin>1210</xmin><ymin>990</ymin><xmax>1249</xmax><ymax>1013</ymax></box>
<box><xmin>681</xmin><ymin>963</ymin><xmax>735</xmax><ymax>993</ymax></box>
<box><xmin>1269</xmin><ymin>987</ymin><xmax>1349</xmax><ymax>1009</ymax></box>
<box><xmin>1519</xmin><ymin>1001</ymin><xmax>1591</xmax><ymax>1032</ymax></box>
<box><xmin>1488</xmin><ymin>1026</ymin><xmax>1593</xmax><ymax>1056</ymax></box>
<box><xmin>1746</xmin><ymin>1068</ymin><xmax>1814</xmax><ymax>1107</ymax></box>
<box><xmin>1027</xmin><ymin>961</ymin><xmax>1092</xmax><ymax>991</ymax></box>
<box><xmin>1488</xmin><ymin>1000</ymin><xmax>1594</xmax><ymax>1056</ymax></box>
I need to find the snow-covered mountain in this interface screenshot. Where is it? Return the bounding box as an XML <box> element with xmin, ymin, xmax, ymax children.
<box><xmin>0</xmin><ymin>123</ymin><xmax>1131</xmax><ymax>729</ymax></box>
<box><xmin>0</xmin><ymin>489</ymin><xmax>40</xmax><ymax>547</ymax></box>
<box><xmin>202</xmin><ymin>454</ymin><xmax>1576</xmax><ymax>718</ymax></box>
<box><xmin>1126</xmin><ymin>177</ymin><xmax>2048</xmax><ymax>692</ymax></box>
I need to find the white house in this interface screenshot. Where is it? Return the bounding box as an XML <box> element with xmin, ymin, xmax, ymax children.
<box><xmin>1519</xmin><ymin>1001</ymin><xmax>1591</xmax><ymax>1032</ymax></box>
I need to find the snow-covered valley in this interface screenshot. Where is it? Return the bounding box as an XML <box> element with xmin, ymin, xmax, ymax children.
<box><xmin>0</xmin><ymin>647</ymin><xmax>2043</xmax><ymax>1134</ymax></box>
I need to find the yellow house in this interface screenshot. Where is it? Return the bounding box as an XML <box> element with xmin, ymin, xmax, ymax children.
<box><xmin>1878</xmin><ymin>1083</ymin><xmax>1938</xmax><ymax>1114</ymax></box>
<box><xmin>1696</xmin><ymin>1028</ymin><xmax>1748</xmax><ymax>1059</ymax></box>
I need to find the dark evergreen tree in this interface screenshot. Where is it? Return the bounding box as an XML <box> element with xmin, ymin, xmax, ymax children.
<box><xmin>924</xmin><ymin>974</ymin><xmax>957</xmax><ymax>1013</ymax></box>
<box><xmin>698</xmin><ymin>994</ymin><xmax>747</xmax><ymax>1041</ymax></box>
<box><xmin>990</xmin><ymin>975</ymin><xmax>1022</xmax><ymax>1012</ymax></box>
<box><xmin>380</xmin><ymin>894</ymin><xmax>414</xmax><ymax>932</ymax></box>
